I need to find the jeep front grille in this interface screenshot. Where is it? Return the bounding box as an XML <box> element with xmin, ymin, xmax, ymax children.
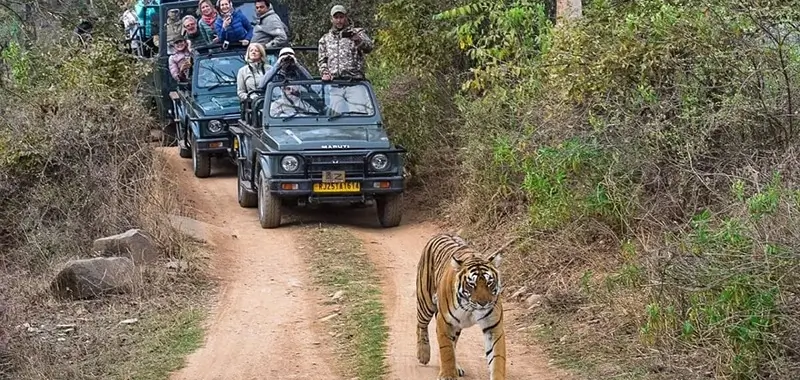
<box><xmin>307</xmin><ymin>155</ymin><xmax>365</xmax><ymax>178</ymax></box>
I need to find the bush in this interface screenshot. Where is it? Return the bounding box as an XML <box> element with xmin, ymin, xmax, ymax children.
<box><xmin>0</xmin><ymin>21</ymin><xmax>206</xmax><ymax>379</ymax></box>
<box><xmin>371</xmin><ymin>0</ymin><xmax>800</xmax><ymax>377</ymax></box>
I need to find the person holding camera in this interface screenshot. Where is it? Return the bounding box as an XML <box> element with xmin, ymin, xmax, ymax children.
<box><xmin>257</xmin><ymin>47</ymin><xmax>313</xmax><ymax>89</ymax></box>
<box><xmin>317</xmin><ymin>5</ymin><xmax>373</xmax><ymax>81</ymax></box>
<box><xmin>317</xmin><ymin>5</ymin><xmax>374</xmax><ymax>115</ymax></box>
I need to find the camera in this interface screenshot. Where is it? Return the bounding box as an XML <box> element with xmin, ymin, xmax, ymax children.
<box><xmin>340</xmin><ymin>29</ymin><xmax>354</xmax><ymax>38</ymax></box>
<box><xmin>280</xmin><ymin>54</ymin><xmax>296</xmax><ymax>67</ymax></box>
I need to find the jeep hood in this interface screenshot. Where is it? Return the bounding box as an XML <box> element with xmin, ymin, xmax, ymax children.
<box><xmin>266</xmin><ymin>125</ymin><xmax>391</xmax><ymax>150</ymax></box>
<box><xmin>196</xmin><ymin>94</ymin><xmax>240</xmax><ymax>117</ymax></box>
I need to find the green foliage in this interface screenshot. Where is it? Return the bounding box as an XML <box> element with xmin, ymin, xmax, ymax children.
<box><xmin>1</xmin><ymin>41</ymin><xmax>31</xmax><ymax>86</ymax></box>
<box><xmin>434</xmin><ymin>0</ymin><xmax>552</xmax><ymax>91</ymax></box>
<box><xmin>642</xmin><ymin>182</ymin><xmax>800</xmax><ymax>377</ymax></box>
<box><xmin>370</xmin><ymin>0</ymin><xmax>800</xmax><ymax>376</ymax></box>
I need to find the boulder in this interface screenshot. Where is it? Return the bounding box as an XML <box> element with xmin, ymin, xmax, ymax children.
<box><xmin>50</xmin><ymin>257</ymin><xmax>137</xmax><ymax>300</ymax></box>
<box><xmin>167</xmin><ymin>214</ymin><xmax>210</xmax><ymax>243</ymax></box>
<box><xmin>93</xmin><ymin>229</ymin><xmax>160</xmax><ymax>265</ymax></box>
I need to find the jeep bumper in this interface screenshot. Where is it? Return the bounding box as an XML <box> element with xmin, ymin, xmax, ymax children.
<box><xmin>267</xmin><ymin>176</ymin><xmax>404</xmax><ymax>202</ymax></box>
<box><xmin>194</xmin><ymin>137</ymin><xmax>231</xmax><ymax>154</ymax></box>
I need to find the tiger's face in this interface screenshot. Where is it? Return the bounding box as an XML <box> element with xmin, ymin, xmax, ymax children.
<box><xmin>452</xmin><ymin>252</ymin><xmax>502</xmax><ymax>310</ymax></box>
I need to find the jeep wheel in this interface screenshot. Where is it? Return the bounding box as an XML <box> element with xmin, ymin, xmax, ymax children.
<box><xmin>237</xmin><ymin>163</ymin><xmax>257</xmax><ymax>208</ymax></box>
<box><xmin>376</xmin><ymin>193</ymin><xmax>403</xmax><ymax>228</ymax></box>
<box><xmin>179</xmin><ymin>143</ymin><xmax>191</xmax><ymax>158</ymax></box>
<box><xmin>257</xmin><ymin>172</ymin><xmax>281</xmax><ymax>228</ymax></box>
<box><xmin>191</xmin><ymin>137</ymin><xmax>211</xmax><ymax>178</ymax></box>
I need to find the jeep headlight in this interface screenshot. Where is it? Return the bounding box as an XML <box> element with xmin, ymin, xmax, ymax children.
<box><xmin>281</xmin><ymin>155</ymin><xmax>299</xmax><ymax>172</ymax></box>
<box><xmin>208</xmin><ymin>120</ymin><xmax>223</xmax><ymax>133</ymax></box>
<box><xmin>370</xmin><ymin>154</ymin><xmax>389</xmax><ymax>171</ymax></box>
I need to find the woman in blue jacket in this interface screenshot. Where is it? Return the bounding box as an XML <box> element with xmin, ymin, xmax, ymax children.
<box><xmin>214</xmin><ymin>0</ymin><xmax>253</xmax><ymax>45</ymax></box>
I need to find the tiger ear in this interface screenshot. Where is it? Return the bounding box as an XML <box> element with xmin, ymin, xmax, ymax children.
<box><xmin>485</xmin><ymin>250</ymin><xmax>502</xmax><ymax>267</ymax></box>
<box><xmin>450</xmin><ymin>254</ymin><xmax>463</xmax><ymax>269</ymax></box>
<box><xmin>486</xmin><ymin>237</ymin><xmax>516</xmax><ymax>267</ymax></box>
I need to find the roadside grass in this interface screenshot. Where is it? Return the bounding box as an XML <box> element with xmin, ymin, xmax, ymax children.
<box><xmin>1</xmin><ymin>154</ymin><xmax>214</xmax><ymax>380</ymax></box>
<box><xmin>112</xmin><ymin>307</ymin><xmax>206</xmax><ymax>380</ymax></box>
<box><xmin>301</xmin><ymin>225</ymin><xmax>388</xmax><ymax>380</ymax></box>
<box><xmin>5</xmin><ymin>261</ymin><xmax>212</xmax><ymax>380</ymax></box>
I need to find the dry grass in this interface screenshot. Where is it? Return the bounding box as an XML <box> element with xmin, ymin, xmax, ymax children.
<box><xmin>0</xmin><ymin>37</ymin><xmax>213</xmax><ymax>379</ymax></box>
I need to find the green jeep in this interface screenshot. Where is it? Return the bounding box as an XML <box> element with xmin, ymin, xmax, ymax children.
<box><xmin>171</xmin><ymin>43</ymin><xmax>248</xmax><ymax>177</ymax></box>
<box><xmin>230</xmin><ymin>78</ymin><xmax>407</xmax><ymax>229</ymax></box>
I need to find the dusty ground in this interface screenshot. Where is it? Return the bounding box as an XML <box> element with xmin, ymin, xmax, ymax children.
<box><xmin>159</xmin><ymin>147</ymin><xmax>567</xmax><ymax>379</ymax></box>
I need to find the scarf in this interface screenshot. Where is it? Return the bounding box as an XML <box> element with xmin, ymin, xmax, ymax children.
<box><xmin>201</xmin><ymin>12</ymin><xmax>217</xmax><ymax>30</ymax></box>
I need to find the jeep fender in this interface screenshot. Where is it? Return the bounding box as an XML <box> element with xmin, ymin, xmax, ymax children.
<box><xmin>189</xmin><ymin>121</ymin><xmax>201</xmax><ymax>140</ymax></box>
<box><xmin>256</xmin><ymin>154</ymin><xmax>272</xmax><ymax>185</ymax></box>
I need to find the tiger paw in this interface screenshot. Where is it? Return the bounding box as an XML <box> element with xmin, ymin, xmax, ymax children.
<box><xmin>437</xmin><ymin>370</ymin><xmax>460</xmax><ymax>380</ymax></box>
<box><xmin>417</xmin><ymin>344</ymin><xmax>431</xmax><ymax>365</ymax></box>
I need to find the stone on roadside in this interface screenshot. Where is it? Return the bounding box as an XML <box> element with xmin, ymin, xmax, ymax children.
<box><xmin>93</xmin><ymin>229</ymin><xmax>160</xmax><ymax>265</ymax></box>
<box><xmin>50</xmin><ymin>257</ymin><xmax>137</xmax><ymax>300</ymax></box>
<box><xmin>167</xmin><ymin>214</ymin><xmax>211</xmax><ymax>243</ymax></box>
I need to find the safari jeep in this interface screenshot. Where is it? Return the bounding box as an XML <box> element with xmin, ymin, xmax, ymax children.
<box><xmin>171</xmin><ymin>43</ymin><xmax>249</xmax><ymax>177</ymax></box>
<box><xmin>124</xmin><ymin>0</ymin><xmax>289</xmax><ymax>145</ymax></box>
<box><xmin>230</xmin><ymin>78</ymin><xmax>406</xmax><ymax>229</ymax></box>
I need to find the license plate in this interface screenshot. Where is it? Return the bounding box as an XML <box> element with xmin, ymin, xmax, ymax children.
<box><xmin>312</xmin><ymin>182</ymin><xmax>361</xmax><ymax>193</ymax></box>
<box><xmin>321</xmin><ymin>170</ymin><xmax>346</xmax><ymax>183</ymax></box>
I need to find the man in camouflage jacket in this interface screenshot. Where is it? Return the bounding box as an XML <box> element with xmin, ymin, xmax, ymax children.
<box><xmin>317</xmin><ymin>4</ymin><xmax>374</xmax><ymax>80</ymax></box>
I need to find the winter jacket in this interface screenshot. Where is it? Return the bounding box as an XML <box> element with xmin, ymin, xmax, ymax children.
<box><xmin>185</xmin><ymin>21</ymin><xmax>214</xmax><ymax>49</ymax></box>
<box><xmin>250</xmin><ymin>8</ymin><xmax>288</xmax><ymax>48</ymax></box>
<box><xmin>169</xmin><ymin>50</ymin><xmax>191</xmax><ymax>81</ymax></box>
<box><xmin>214</xmin><ymin>9</ymin><xmax>253</xmax><ymax>43</ymax></box>
<box><xmin>317</xmin><ymin>25</ymin><xmax>374</xmax><ymax>79</ymax></box>
<box><xmin>237</xmin><ymin>62</ymin><xmax>270</xmax><ymax>101</ymax></box>
<box><xmin>164</xmin><ymin>19</ymin><xmax>183</xmax><ymax>45</ymax></box>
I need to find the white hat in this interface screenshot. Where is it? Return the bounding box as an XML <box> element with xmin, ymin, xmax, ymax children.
<box><xmin>279</xmin><ymin>47</ymin><xmax>295</xmax><ymax>57</ymax></box>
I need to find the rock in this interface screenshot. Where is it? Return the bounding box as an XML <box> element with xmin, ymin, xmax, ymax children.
<box><xmin>167</xmin><ymin>215</ymin><xmax>211</xmax><ymax>243</ymax></box>
<box><xmin>165</xmin><ymin>260</ymin><xmax>189</xmax><ymax>272</ymax></box>
<box><xmin>319</xmin><ymin>313</ymin><xmax>338</xmax><ymax>322</ymax></box>
<box><xmin>509</xmin><ymin>286</ymin><xmax>528</xmax><ymax>300</ymax></box>
<box><xmin>93</xmin><ymin>229</ymin><xmax>160</xmax><ymax>265</ymax></box>
<box><xmin>118</xmin><ymin>318</ymin><xmax>138</xmax><ymax>325</ymax></box>
<box><xmin>50</xmin><ymin>257</ymin><xmax>137</xmax><ymax>300</ymax></box>
<box><xmin>525</xmin><ymin>294</ymin><xmax>543</xmax><ymax>307</ymax></box>
<box><xmin>331</xmin><ymin>290</ymin><xmax>345</xmax><ymax>301</ymax></box>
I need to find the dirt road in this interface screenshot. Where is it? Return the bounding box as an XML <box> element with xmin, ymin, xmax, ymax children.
<box><xmin>160</xmin><ymin>147</ymin><xmax>566</xmax><ymax>380</ymax></box>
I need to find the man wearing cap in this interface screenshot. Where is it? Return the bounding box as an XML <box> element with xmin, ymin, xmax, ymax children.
<box><xmin>257</xmin><ymin>47</ymin><xmax>313</xmax><ymax>89</ymax></box>
<box><xmin>164</xmin><ymin>8</ymin><xmax>184</xmax><ymax>54</ymax></box>
<box><xmin>318</xmin><ymin>4</ymin><xmax>373</xmax><ymax>81</ymax></box>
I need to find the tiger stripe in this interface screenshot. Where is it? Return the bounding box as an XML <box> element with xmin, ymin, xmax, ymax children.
<box><xmin>415</xmin><ymin>232</ymin><xmax>507</xmax><ymax>380</ymax></box>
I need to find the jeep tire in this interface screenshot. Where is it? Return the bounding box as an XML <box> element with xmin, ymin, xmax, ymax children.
<box><xmin>237</xmin><ymin>163</ymin><xmax>257</xmax><ymax>208</ymax></box>
<box><xmin>376</xmin><ymin>193</ymin><xmax>403</xmax><ymax>228</ymax></box>
<box><xmin>179</xmin><ymin>138</ymin><xmax>191</xmax><ymax>158</ymax></box>
<box><xmin>257</xmin><ymin>172</ymin><xmax>281</xmax><ymax>228</ymax></box>
<box><xmin>191</xmin><ymin>135</ymin><xmax>211</xmax><ymax>178</ymax></box>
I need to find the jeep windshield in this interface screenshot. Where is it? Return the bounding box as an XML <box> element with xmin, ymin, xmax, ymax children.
<box><xmin>266</xmin><ymin>83</ymin><xmax>376</xmax><ymax>119</ymax></box>
<box><xmin>197</xmin><ymin>55</ymin><xmax>244</xmax><ymax>89</ymax></box>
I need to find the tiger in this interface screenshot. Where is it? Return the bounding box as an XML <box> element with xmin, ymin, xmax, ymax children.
<box><xmin>415</xmin><ymin>232</ymin><xmax>509</xmax><ymax>380</ymax></box>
